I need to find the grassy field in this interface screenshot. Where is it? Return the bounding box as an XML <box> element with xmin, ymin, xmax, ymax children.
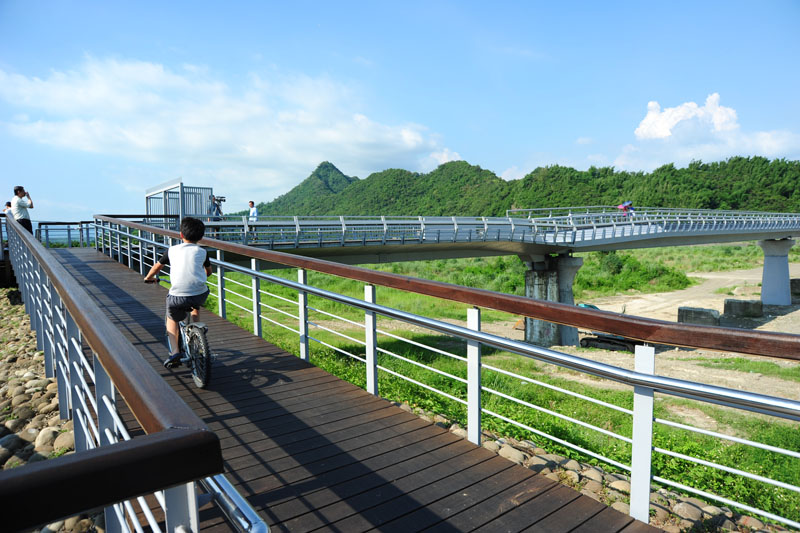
<box><xmin>199</xmin><ymin>243</ymin><xmax>800</xmax><ymax>521</ymax></box>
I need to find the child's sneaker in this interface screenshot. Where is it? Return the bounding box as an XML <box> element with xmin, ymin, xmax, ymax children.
<box><xmin>164</xmin><ymin>352</ymin><xmax>183</xmax><ymax>368</ymax></box>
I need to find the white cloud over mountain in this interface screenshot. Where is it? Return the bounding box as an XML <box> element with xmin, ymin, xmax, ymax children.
<box><xmin>615</xmin><ymin>93</ymin><xmax>800</xmax><ymax>170</ymax></box>
<box><xmin>0</xmin><ymin>57</ymin><xmax>455</xmax><ymax>202</ymax></box>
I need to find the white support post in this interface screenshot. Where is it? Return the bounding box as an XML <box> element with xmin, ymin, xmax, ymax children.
<box><xmin>33</xmin><ymin>264</ymin><xmax>44</xmax><ymax>349</ymax></box>
<box><xmin>467</xmin><ymin>307</ymin><xmax>482</xmax><ymax>446</ymax></box>
<box><xmin>251</xmin><ymin>258</ymin><xmax>262</xmax><ymax>338</ymax></box>
<box><xmin>630</xmin><ymin>343</ymin><xmax>655</xmax><ymax>523</ymax></box>
<box><xmin>216</xmin><ymin>250</ymin><xmax>226</xmax><ymax>319</ymax></box>
<box><xmin>298</xmin><ymin>269</ymin><xmax>309</xmax><ymax>362</ymax></box>
<box><xmin>94</xmin><ymin>359</ymin><xmax>116</xmax><ymax>447</ymax></box>
<box><xmin>364</xmin><ymin>285</ymin><xmax>378</xmax><ymax>395</ymax></box>
<box><xmin>164</xmin><ymin>482</ymin><xmax>199</xmax><ymax>533</ymax></box>
<box><xmin>66</xmin><ymin>313</ymin><xmax>87</xmax><ymax>451</ymax></box>
<box><xmin>43</xmin><ymin>278</ymin><xmax>55</xmax><ymax>379</ymax></box>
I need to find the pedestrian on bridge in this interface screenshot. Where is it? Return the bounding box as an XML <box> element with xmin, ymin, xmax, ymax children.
<box><xmin>10</xmin><ymin>186</ymin><xmax>34</xmax><ymax>233</ymax></box>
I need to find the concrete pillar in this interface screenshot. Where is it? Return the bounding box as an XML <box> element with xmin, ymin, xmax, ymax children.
<box><xmin>523</xmin><ymin>254</ymin><xmax>583</xmax><ymax>347</ymax></box>
<box><xmin>557</xmin><ymin>256</ymin><xmax>584</xmax><ymax>346</ymax></box>
<box><xmin>758</xmin><ymin>239</ymin><xmax>795</xmax><ymax>305</ymax></box>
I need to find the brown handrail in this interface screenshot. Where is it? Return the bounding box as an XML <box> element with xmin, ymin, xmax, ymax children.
<box><xmin>97</xmin><ymin>215</ymin><xmax>800</xmax><ymax>361</ymax></box>
<box><xmin>1</xmin><ymin>216</ymin><xmax>223</xmax><ymax>529</ymax></box>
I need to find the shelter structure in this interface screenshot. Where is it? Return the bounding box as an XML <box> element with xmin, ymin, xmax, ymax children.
<box><xmin>144</xmin><ymin>179</ymin><xmax>215</xmax><ymax>230</ymax></box>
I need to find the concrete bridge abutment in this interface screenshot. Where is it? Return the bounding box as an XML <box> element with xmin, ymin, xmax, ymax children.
<box><xmin>758</xmin><ymin>238</ymin><xmax>795</xmax><ymax>305</ymax></box>
<box><xmin>522</xmin><ymin>254</ymin><xmax>583</xmax><ymax>347</ymax></box>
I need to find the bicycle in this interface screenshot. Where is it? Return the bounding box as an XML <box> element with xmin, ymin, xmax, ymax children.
<box><xmin>145</xmin><ymin>276</ymin><xmax>213</xmax><ymax>388</ymax></box>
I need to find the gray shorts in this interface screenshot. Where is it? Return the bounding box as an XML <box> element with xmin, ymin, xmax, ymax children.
<box><xmin>166</xmin><ymin>290</ymin><xmax>209</xmax><ymax>322</ymax></box>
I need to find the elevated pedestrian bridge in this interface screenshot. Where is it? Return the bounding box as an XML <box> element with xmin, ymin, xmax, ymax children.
<box><xmin>3</xmin><ymin>213</ymin><xmax>799</xmax><ymax>532</ymax></box>
<box><xmin>201</xmin><ymin>207</ymin><xmax>800</xmax><ymax>263</ymax></box>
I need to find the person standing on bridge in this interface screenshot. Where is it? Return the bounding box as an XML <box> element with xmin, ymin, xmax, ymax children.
<box><xmin>248</xmin><ymin>200</ymin><xmax>258</xmax><ymax>222</ymax></box>
<box><xmin>11</xmin><ymin>186</ymin><xmax>34</xmax><ymax>233</ymax></box>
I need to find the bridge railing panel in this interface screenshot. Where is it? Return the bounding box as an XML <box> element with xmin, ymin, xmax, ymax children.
<box><xmin>1</xmin><ymin>217</ymin><xmax>224</xmax><ymax>532</ymax></box>
<box><xmin>94</xmin><ymin>215</ymin><xmax>800</xmax><ymax>529</ymax></box>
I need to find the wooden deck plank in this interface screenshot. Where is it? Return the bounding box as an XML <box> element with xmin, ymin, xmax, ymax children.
<box><xmin>53</xmin><ymin>248</ymin><xmax>660</xmax><ymax>533</ymax></box>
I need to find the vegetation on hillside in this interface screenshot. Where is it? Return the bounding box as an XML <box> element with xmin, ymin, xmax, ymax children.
<box><xmin>246</xmin><ymin>156</ymin><xmax>800</xmax><ymax>216</ymax></box>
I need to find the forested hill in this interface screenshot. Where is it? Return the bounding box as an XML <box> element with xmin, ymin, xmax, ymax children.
<box><xmin>254</xmin><ymin>157</ymin><xmax>800</xmax><ymax>216</ymax></box>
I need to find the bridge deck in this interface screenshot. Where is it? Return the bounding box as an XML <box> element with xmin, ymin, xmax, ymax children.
<box><xmin>53</xmin><ymin>248</ymin><xmax>657</xmax><ymax>532</ymax></box>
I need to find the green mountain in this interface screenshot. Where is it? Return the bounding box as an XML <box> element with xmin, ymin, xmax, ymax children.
<box><xmin>255</xmin><ymin>156</ymin><xmax>800</xmax><ymax>216</ymax></box>
<box><xmin>259</xmin><ymin>161</ymin><xmax>359</xmax><ymax>215</ymax></box>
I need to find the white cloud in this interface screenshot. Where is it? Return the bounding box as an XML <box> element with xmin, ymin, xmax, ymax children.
<box><xmin>424</xmin><ymin>148</ymin><xmax>462</xmax><ymax>169</ymax></box>
<box><xmin>615</xmin><ymin>93</ymin><xmax>800</xmax><ymax>170</ymax></box>
<box><xmin>0</xmin><ymin>56</ymin><xmax>457</xmax><ymax>206</ymax></box>
<box><xmin>575</xmin><ymin>137</ymin><xmax>593</xmax><ymax>145</ymax></box>
<box><xmin>634</xmin><ymin>93</ymin><xmax>738</xmax><ymax>140</ymax></box>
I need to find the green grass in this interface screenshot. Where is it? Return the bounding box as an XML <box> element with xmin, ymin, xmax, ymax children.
<box><xmin>195</xmin><ymin>243</ymin><xmax>800</xmax><ymax>521</ymax></box>
<box><xmin>690</xmin><ymin>357</ymin><xmax>800</xmax><ymax>382</ymax></box>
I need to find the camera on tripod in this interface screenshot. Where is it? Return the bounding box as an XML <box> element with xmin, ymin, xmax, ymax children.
<box><xmin>215</xmin><ymin>196</ymin><xmax>226</xmax><ymax>203</ymax></box>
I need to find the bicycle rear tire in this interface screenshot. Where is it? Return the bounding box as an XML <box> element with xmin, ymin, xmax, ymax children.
<box><xmin>187</xmin><ymin>327</ymin><xmax>212</xmax><ymax>388</ymax></box>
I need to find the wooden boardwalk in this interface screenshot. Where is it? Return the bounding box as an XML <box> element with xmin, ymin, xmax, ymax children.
<box><xmin>53</xmin><ymin>248</ymin><xmax>658</xmax><ymax>533</ymax></box>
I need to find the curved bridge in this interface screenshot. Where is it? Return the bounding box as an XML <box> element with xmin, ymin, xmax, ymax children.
<box><xmin>206</xmin><ymin>206</ymin><xmax>800</xmax><ymax>264</ymax></box>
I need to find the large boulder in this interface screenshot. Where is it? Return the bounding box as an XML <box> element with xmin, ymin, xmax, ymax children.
<box><xmin>677</xmin><ymin>307</ymin><xmax>720</xmax><ymax>326</ymax></box>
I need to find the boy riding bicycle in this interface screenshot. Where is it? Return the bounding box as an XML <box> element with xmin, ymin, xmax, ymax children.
<box><xmin>144</xmin><ymin>217</ymin><xmax>213</xmax><ymax>368</ymax></box>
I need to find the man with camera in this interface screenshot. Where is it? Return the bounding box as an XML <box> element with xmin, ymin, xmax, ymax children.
<box><xmin>11</xmin><ymin>186</ymin><xmax>34</xmax><ymax>233</ymax></box>
<box><xmin>209</xmin><ymin>195</ymin><xmax>224</xmax><ymax>221</ymax></box>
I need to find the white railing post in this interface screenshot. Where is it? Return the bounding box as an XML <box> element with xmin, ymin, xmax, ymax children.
<box><xmin>33</xmin><ymin>264</ymin><xmax>44</xmax><ymax>350</ymax></box>
<box><xmin>630</xmin><ymin>343</ymin><xmax>655</xmax><ymax>522</ymax></box>
<box><xmin>65</xmin><ymin>312</ymin><xmax>88</xmax><ymax>451</ymax></box>
<box><xmin>251</xmin><ymin>258</ymin><xmax>262</xmax><ymax>338</ymax></box>
<box><xmin>94</xmin><ymin>360</ymin><xmax>124</xmax><ymax>533</ymax></box>
<box><xmin>298</xmin><ymin>269</ymin><xmax>309</xmax><ymax>361</ymax></box>
<box><xmin>164</xmin><ymin>482</ymin><xmax>199</xmax><ymax>533</ymax></box>
<box><xmin>365</xmin><ymin>285</ymin><xmax>378</xmax><ymax>395</ymax></box>
<box><xmin>43</xmin><ymin>278</ymin><xmax>55</xmax><ymax>379</ymax></box>
<box><xmin>467</xmin><ymin>307</ymin><xmax>482</xmax><ymax>445</ymax></box>
<box><xmin>216</xmin><ymin>250</ymin><xmax>226</xmax><ymax>319</ymax></box>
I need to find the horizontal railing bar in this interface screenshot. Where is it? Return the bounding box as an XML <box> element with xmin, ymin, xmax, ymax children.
<box><xmin>95</xmin><ymin>215</ymin><xmax>800</xmax><ymax>361</ymax></box>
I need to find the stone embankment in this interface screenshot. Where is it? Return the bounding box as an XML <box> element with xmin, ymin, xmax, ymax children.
<box><xmin>0</xmin><ymin>288</ymin><xmax>104</xmax><ymax>532</ymax></box>
<box><xmin>402</xmin><ymin>403</ymin><xmax>797</xmax><ymax>533</ymax></box>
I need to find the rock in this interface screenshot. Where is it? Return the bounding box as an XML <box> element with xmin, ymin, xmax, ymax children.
<box><xmin>650</xmin><ymin>502</ymin><xmax>670</xmax><ymax>522</ymax></box>
<box><xmin>561</xmin><ymin>470</ymin><xmax>580</xmax><ymax>485</ymax></box>
<box><xmin>10</xmin><ymin>385</ymin><xmax>26</xmax><ymax>397</ymax></box>
<box><xmin>608</xmin><ymin>479</ymin><xmax>630</xmax><ymax>494</ymax></box>
<box><xmin>701</xmin><ymin>504</ymin><xmax>723</xmax><ymax>519</ymax></box>
<box><xmin>34</xmin><ymin>444</ymin><xmax>54</xmax><ymax>455</ymax></box>
<box><xmin>27</xmin><ymin>452</ymin><xmax>48</xmax><ymax>463</ymax></box>
<box><xmin>46</xmin><ymin>381</ymin><xmax>59</xmax><ymax>392</ymax></box>
<box><xmin>541</xmin><ymin>453</ymin><xmax>565</xmax><ymax>463</ymax></box>
<box><xmin>673</xmin><ymin>501</ymin><xmax>703</xmax><ymax>521</ymax></box>
<box><xmin>43</xmin><ymin>521</ymin><xmax>64</xmax><ymax>533</ymax></box>
<box><xmin>482</xmin><ymin>440</ymin><xmax>500</xmax><ymax>453</ymax></box>
<box><xmin>737</xmin><ymin>515</ymin><xmax>765</xmax><ymax>530</ymax></box>
<box><xmin>610</xmin><ymin>501</ymin><xmax>630</xmax><ymax>514</ymax></box>
<box><xmin>450</xmin><ymin>427</ymin><xmax>467</xmax><ymax>438</ymax></box>
<box><xmin>38</xmin><ymin>400</ymin><xmax>59</xmax><ymax>414</ymax></box>
<box><xmin>559</xmin><ymin>458</ymin><xmax>581</xmax><ymax>471</ymax></box>
<box><xmin>544</xmin><ymin>472</ymin><xmax>561</xmax><ymax>482</ymax></box>
<box><xmin>11</xmin><ymin>393</ymin><xmax>30</xmax><ymax>407</ymax></box>
<box><xmin>73</xmin><ymin>518</ymin><xmax>94</xmax><ymax>532</ymax></box>
<box><xmin>48</xmin><ymin>416</ymin><xmax>62</xmax><ymax>427</ymax></box>
<box><xmin>35</xmin><ymin>427</ymin><xmax>60</xmax><ymax>448</ymax></box>
<box><xmin>25</xmin><ymin>378</ymin><xmax>49</xmax><ymax>389</ymax></box>
<box><xmin>498</xmin><ymin>444</ymin><xmax>526</xmax><ymax>464</ymax></box>
<box><xmin>580</xmin><ymin>487</ymin><xmax>602</xmax><ymax>502</ymax></box>
<box><xmin>18</xmin><ymin>427</ymin><xmax>39</xmax><ymax>443</ymax></box>
<box><xmin>4</xmin><ymin>418</ymin><xmax>24</xmax><ymax>432</ymax></box>
<box><xmin>582</xmin><ymin>479</ymin><xmax>603</xmax><ymax>494</ymax></box>
<box><xmin>54</xmin><ymin>431</ymin><xmax>75</xmax><ymax>451</ymax></box>
<box><xmin>716</xmin><ymin>517</ymin><xmax>737</xmax><ymax>530</ymax></box>
<box><xmin>581</xmin><ymin>467</ymin><xmax>604</xmax><ymax>483</ymax></box>
<box><xmin>12</xmin><ymin>405</ymin><xmax>35</xmax><ymax>421</ymax></box>
<box><xmin>0</xmin><ymin>433</ymin><xmax>24</xmax><ymax>453</ymax></box>
<box><xmin>64</xmin><ymin>515</ymin><xmax>81</xmax><ymax>530</ymax></box>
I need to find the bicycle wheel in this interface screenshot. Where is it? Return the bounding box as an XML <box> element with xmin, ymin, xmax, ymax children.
<box><xmin>187</xmin><ymin>327</ymin><xmax>211</xmax><ymax>388</ymax></box>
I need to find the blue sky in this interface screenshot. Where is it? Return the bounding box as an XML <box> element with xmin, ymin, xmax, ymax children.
<box><xmin>1</xmin><ymin>1</ymin><xmax>799</xmax><ymax>221</ymax></box>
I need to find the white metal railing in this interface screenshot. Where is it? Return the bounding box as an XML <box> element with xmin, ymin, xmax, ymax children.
<box><xmin>5</xmin><ymin>218</ymin><xmax>266</xmax><ymax>533</ymax></box>
<box><xmin>36</xmin><ymin>221</ymin><xmax>95</xmax><ymax>248</ymax></box>
<box><xmin>95</xmin><ymin>217</ymin><xmax>800</xmax><ymax>529</ymax></box>
<box><xmin>176</xmin><ymin>207</ymin><xmax>800</xmax><ymax>251</ymax></box>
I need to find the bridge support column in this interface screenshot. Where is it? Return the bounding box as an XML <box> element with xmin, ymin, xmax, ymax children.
<box><xmin>523</xmin><ymin>254</ymin><xmax>583</xmax><ymax>347</ymax></box>
<box><xmin>758</xmin><ymin>239</ymin><xmax>795</xmax><ymax>305</ymax></box>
